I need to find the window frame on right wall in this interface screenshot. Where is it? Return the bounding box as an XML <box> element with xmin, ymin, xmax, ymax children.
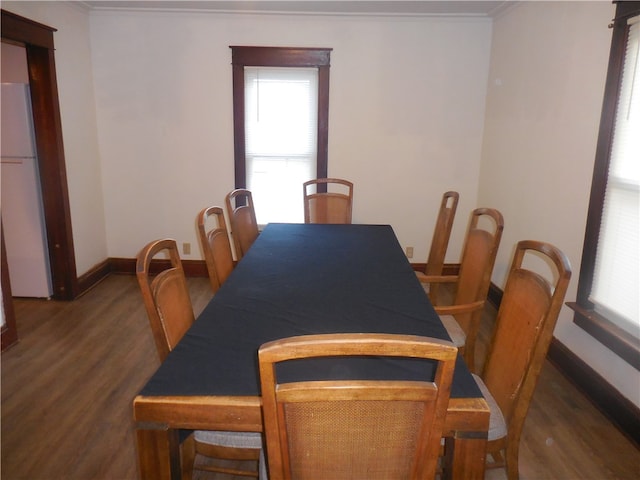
<box><xmin>568</xmin><ymin>1</ymin><xmax>640</xmax><ymax>370</ymax></box>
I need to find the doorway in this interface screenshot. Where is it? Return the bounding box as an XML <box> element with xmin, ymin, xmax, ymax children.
<box><xmin>1</xmin><ymin>10</ymin><xmax>78</xmax><ymax>302</ymax></box>
<box><xmin>2</xmin><ymin>42</ymin><xmax>53</xmax><ymax>298</ymax></box>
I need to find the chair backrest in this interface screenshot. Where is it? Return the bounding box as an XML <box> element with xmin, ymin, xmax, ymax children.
<box><xmin>453</xmin><ymin>208</ymin><xmax>504</xmax><ymax>330</ymax></box>
<box><xmin>303</xmin><ymin>178</ymin><xmax>353</xmax><ymax>224</ymax></box>
<box><xmin>197</xmin><ymin>206</ymin><xmax>234</xmax><ymax>294</ymax></box>
<box><xmin>258</xmin><ymin>333</ymin><xmax>457</xmax><ymax>480</ymax></box>
<box><xmin>136</xmin><ymin>239</ymin><xmax>195</xmax><ymax>362</ymax></box>
<box><xmin>425</xmin><ymin>191</ymin><xmax>459</xmax><ymax>276</ymax></box>
<box><xmin>424</xmin><ymin>191</ymin><xmax>459</xmax><ymax>303</ymax></box>
<box><xmin>481</xmin><ymin>240</ymin><xmax>571</xmax><ymax>445</ymax></box>
<box><xmin>225</xmin><ymin>189</ymin><xmax>259</xmax><ymax>260</ymax></box>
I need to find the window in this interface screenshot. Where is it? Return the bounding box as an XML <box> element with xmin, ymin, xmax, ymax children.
<box><xmin>245</xmin><ymin>67</ymin><xmax>318</xmax><ymax>223</ymax></box>
<box><xmin>570</xmin><ymin>2</ymin><xmax>640</xmax><ymax>369</ymax></box>
<box><xmin>230</xmin><ymin>46</ymin><xmax>331</xmax><ymax>225</ymax></box>
<box><xmin>591</xmin><ymin>14</ymin><xmax>640</xmax><ymax>334</ymax></box>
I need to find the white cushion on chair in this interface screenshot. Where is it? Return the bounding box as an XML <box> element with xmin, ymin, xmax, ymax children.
<box><xmin>194</xmin><ymin>429</ymin><xmax>263</xmax><ymax>448</ymax></box>
<box><xmin>193</xmin><ymin>430</ymin><xmax>267</xmax><ymax>480</ymax></box>
<box><xmin>439</xmin><ymin>315</ymin><xmax>466</xmax><ymax>348</ymax></box>
<box><xmin>472</xmin><ymin>374</ymin><xmax>507</xmax><ymax>441</ymax></box>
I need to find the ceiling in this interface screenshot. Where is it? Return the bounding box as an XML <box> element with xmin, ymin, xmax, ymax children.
<box><xmin>79</xmin><ymin>1</ymin><xmax>516</xmax><ymax>17</ymax></box>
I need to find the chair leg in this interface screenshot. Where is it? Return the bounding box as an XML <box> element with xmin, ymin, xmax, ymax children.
<box><xmin>462</xmin><ymin>340</ymin><xmax>476</xmax><ymax>373</ymax></box>
<box><xmin>464</xmin><ymin>313</ymin><xmax>485</xmax><ymax>373</ymax></box>
<box><xmin>428</xmin><ymin>285</ymin><xmax>440</xmax><ymax>306</ymax></box>
<box><xmin>505</xmin><ymin>440</ymin><xmax>520</xmax><ymax>480</ymax></box>
<box><xmin>181</xmin><ymin>433</ymin><xmax>196</xmax><ymax>480</ymax></box>
<box><xmin>489</xmin><ymin>450</ymin><xmax>505</xmax><ymax>466</ymax></box>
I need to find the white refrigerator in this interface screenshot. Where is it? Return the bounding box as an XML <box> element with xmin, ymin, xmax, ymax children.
<box><xmin>1</xmin><ymin>82</ymin><xmax>53</xmax><ymax>298</ymax></box>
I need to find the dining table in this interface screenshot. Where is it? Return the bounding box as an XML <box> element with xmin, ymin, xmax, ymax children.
<box><xmin>133</xmin><ymin>223</ymin><xmax>489</xmax><ymax>479</ymax></box>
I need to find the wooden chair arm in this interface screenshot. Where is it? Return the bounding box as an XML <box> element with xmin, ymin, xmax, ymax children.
<box><xmin>415</xmin><ymin>272</ymin><xmax>459</xmax><ymax>284</ymax></box>
<box><xmin>433</xmin><ymin>300</ymin><xmax>485</xmax><ymax>316</ymax></box>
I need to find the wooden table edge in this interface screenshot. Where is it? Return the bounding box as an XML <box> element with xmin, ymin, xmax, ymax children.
<box><xmin>133</xmin><ymin>394</ymin><xmax>489</xmax><ymax>435</ymax></box>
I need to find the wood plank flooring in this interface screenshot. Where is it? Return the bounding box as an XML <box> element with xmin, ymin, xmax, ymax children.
<box><xmin>1</xmin><ymin>274</ymin><xmax>638</xmax><ymax>479</ymax></box>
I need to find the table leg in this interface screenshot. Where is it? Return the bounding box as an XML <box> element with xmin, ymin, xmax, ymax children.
<box><xmin>442</xmin><ymin>433</ymin><xmax>487</xmax><ymax>480</ymax></box>
<box><xmin>135</xmin><ymin>424</ymin><xmax>181</xmax><ymax>480</ymax></box>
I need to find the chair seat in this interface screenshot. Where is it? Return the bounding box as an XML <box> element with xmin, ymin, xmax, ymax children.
<box><xmin>194</xmin><ymin>430</ymin><xmax>263</xmax><ymax>448</ymax></box>
<box><xmin>472</xmin><ymin>373</ymin><xmax>507</xmax><ymax>441</ymax></box>
<box><xmin>439</xmin><ymin>315</ymin><xmax>466</xmax><ymax>348</ymax></box>
<box><xmin>193</xmin><ymin>430</ymin><xmax>267</xmax><ymax>480</ymax></box>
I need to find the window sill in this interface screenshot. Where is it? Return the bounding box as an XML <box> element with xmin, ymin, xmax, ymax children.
<box><xmin>567</xmin><ymin>302</ymin><xmax>640</xmax><ymax>371</ymax></box>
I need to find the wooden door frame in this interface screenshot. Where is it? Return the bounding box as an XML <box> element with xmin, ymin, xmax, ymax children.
<box><xmin>1</xmin><ymin>10</ymin><xmax>78</xmax><ymax>301</ymax></box>
<box><xmin>1</xmin><ymin>220</ymin><xmax>18</xmax><ymax>350</ymax></box>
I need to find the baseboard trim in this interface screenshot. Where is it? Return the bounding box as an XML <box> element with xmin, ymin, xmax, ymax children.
<box><xmin>489</xmin><ymin>282</ymin><xmax>639</xmax><ymax>447</ymax></box>
<box><xmin>487</xmin><ymin>282</ymin><xmax>503</xmax><ymax>309</ymax></box>
<box><xmin>76</xmin><ymin>257</ymin><xmax>209</xmax><ymax>296</ymax></box>
<box><xmin>109</xmin><ymin>257</ymin><xmax>209</xmax><ymax>277</ymax></box>
<box><xmin>87</xmin><ymin>259</ymin><xmax>455</xmax><ymax>285</ymax></box>
<box><xmin>77</xmin><ymin>259</ymin><xmax>112</xmax><ymax>297</ymax></box>
<box><xmin>547</xmin><ymin>339</ymin><xmax>640</xmax><ymax>447</ymax></box>
<box><xmin>411</xmin><ymin>262</ymin><xmax>460</xmax><ymax>276</ymax></box>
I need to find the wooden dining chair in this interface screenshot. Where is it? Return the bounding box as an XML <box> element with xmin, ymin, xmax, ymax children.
<box><xmin>136</xmin><ymin>239</ymin><xmax>264</xmax><ymax>480</ymax></box>
<box><xmin>474</xmin><ymin>240</ymin><xmax>571</xmax><ymax>480</ymax></box>
<box><xmin>225</xmin><ymin>188</ymin><xmax>259</xmax><ymax>260</ymax></box>
<box><xmin>415</xmin><ymin>191</ymin><xmax>459</xmax><ymax>305</ymax></box>
<box><xmin>418</xmin><ymin>208</ymin><xmax>504</xmax><ymax>372</ymax></box>
<box><xmin>303</xmin><ymin>178</ymin><xmax>354</xmax><ymax>224</ymax></box>
<box><xmin>258</xmin><ymin>333</ymin><xmax>458</xmax><ymax>480</ymax></box>
<box><xmin>136</xmin><ymin>238</ymin><xmax>194</xmax><ymax>362</ymax></box>
<box><xmin>197</xmin><ymin>206</ymin><xmax>234</xmax><ymax>294</ymax></box>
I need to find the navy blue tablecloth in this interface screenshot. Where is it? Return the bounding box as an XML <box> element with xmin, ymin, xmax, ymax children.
<box><xmin>141</xmin><ymin>223</ymin><xmax>481</xmax><ymax>399</ymax></box>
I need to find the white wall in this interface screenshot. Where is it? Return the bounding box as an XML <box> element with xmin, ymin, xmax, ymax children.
<box><xmin>2</xmin><ymin>2</ymin><xmax>108</xmax><ymax>276</ymax></box>
<box><xmin>2</xmin><ymin>3</ymin><xmax>492</xmax><ymax>267</ymax></box>
<box><xmin>88</xmin><ymin>10</ymin><xmax>492</xmax><ymax>261</ymax></box>
<box><xmin>479</xmin><ymin>1</ymin><xmax>639</xmax><ymax>406</ymax></box>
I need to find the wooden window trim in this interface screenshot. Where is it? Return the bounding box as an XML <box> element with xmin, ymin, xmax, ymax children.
<box><xmin>230</xmin><ymin>46</ymin><xmax>331</xmax><ymax>189</ymax></box>
<box><xmin>568</xmin><ymin>303</ymin><xmax>640</xmax><ymax>370</ymax></box>
<box><xmin>569</xmin><ymin>1</ymin><xmax>640</xmax><ymax>370</ymax></box>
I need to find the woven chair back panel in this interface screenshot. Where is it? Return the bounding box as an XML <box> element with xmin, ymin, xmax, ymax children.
<box><xmin>308</xmin><ymin>195</ymin><xmax>351</xmax><ymax>224</ymax></box>
<box><xmin>284</xmin><ymin>399</ymin><xmax>424</xmax><ymax>479</ymax></box>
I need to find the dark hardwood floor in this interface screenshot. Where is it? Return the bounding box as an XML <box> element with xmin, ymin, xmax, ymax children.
<box><xmin>1</xmin><ymin>274</ymin><xmax>638</xmax><ymax>479</ymax></box>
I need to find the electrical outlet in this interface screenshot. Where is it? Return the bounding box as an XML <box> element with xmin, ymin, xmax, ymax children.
<box><xmin>183</xmin><ymin>242</ymin><xmax>191</xmax><ymax>255</ymax></box>
<box><xmin>406</xmin><ymin>246</ymin><xmax>414</xmax><ymax>259</ymax></box>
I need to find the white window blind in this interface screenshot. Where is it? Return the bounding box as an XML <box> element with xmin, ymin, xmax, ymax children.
<box><xmin>245</xmin><ymin>67</ymin><xmax>318</xmax><ymax>225</ymax></box>
<box><xmin>591</xmin><ymin>16</ymin><xmax>640</xmax><ymax>337</ymax></box>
